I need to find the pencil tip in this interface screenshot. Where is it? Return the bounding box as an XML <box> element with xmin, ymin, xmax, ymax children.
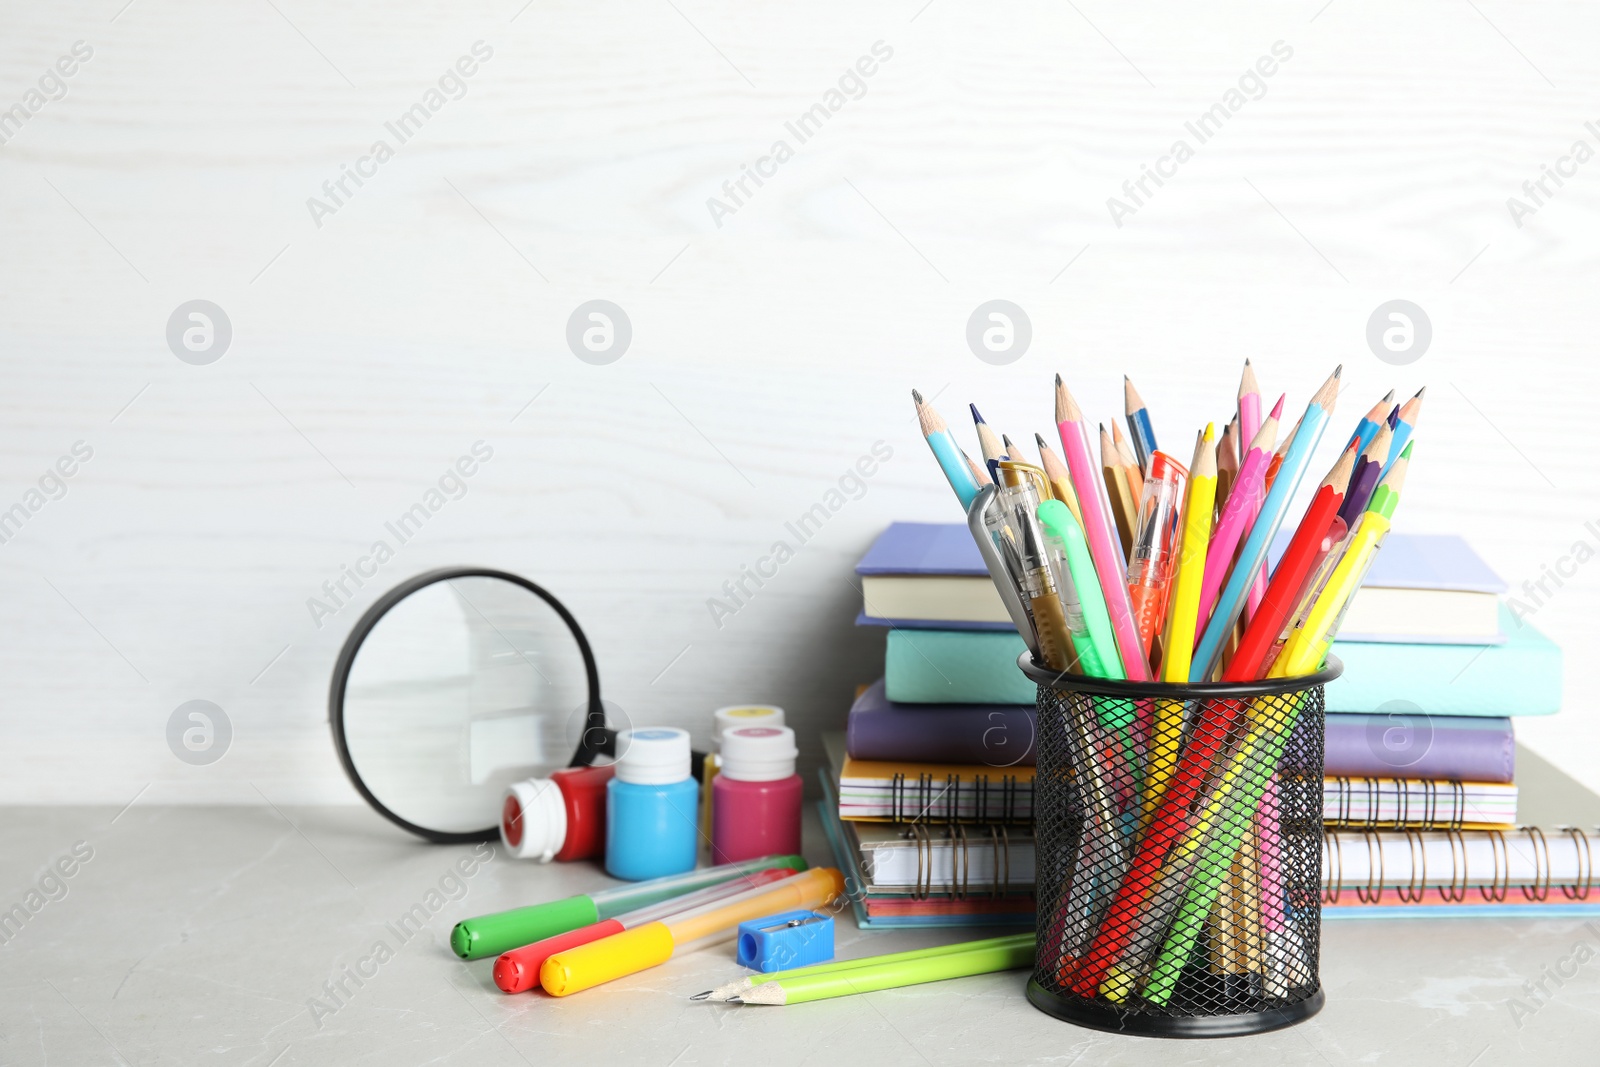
<box><xmin>969</xmin><ymin>403</ymin><xmax>985</xmax><ymax>423</ymax></box>
<box><xmin>727</xmin><ymin>997</ymin><xmax>744</xmax><ymax>1005</ymax></box>
<box><xmin>690</xmin><ymin>991</ymin><xmax>712</xmax><ymax>1001</ymax></box>
<box><xmin>1035</xmin><ymin>432</ymin><xmax>1047</xmax><ymax>448</ymax></box>
<box><xmin>1244</xmin><ymin>358</ymin><xmax>1251</xmax><ymax>366</ymax></box>
<box><xmin>1381</xmin><ymin>389</ymin><xmax>1395</xmax><ymax>403</ymax></box>
<box><xmin>911</xmin><ymin>388</ymin><xmax>924</xmax><ymax>405</ymax></box>
<box><xmin>1269</xmin><ymin>394</ymin><xmax>1286</xmax><ymax>418</ymax></box>
<box><xmin>1401</xmin><ymin>439</ymin><xmax>1414</xmax><ymax>458</ymax></box>
<box><xmin>1414</xmin><ymin>385</ymin><xmax>1427</xmax><ymax>398</ymax></box>
<box><xmin>1054</xmin><ymin>372</ymin><xmax>1063</xmax><ymax>386</ymax></box>
<box><xmin>1334</xmin><ymin>364</ymin><xmax>1343</xmax><ymax>377</ymax></box>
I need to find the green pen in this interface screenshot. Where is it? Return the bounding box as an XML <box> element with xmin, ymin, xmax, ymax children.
<box><xmin>449</xmin><ymin>854</ymin><xmax>807</xmax><ymax>960</ymax></box>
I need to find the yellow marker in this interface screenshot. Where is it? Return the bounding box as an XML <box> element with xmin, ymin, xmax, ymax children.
<box><xmin>541</xmin><ymin>868</ymin><xmax>845</xmax><ymax>997</ymax></box>
<box><xmin>1142</xmin><ymin>425</ymin><xmax>1215</xmax><ymax>826</ymax></box>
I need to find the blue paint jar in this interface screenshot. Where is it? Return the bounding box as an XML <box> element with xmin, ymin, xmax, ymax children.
<box><xmin>605</xmin><ymin>727</ymin><xmax>699</xmax><ymax>881</ymax></box>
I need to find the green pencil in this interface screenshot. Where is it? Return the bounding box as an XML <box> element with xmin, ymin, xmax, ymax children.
<box><xmin>729</xmin><ymin>939</ymin><xmax>1037</xmax><ymax>1005</ymax></box>
<box><xmin>692</xmin><ymin>933</ymin><xmax>1035</xmax><ymax>1002</ymax></box>
<box><xmin>1140</xmin><ymin>695</ymin><xmax>1305</xmax><ymax>1005</ymax></box>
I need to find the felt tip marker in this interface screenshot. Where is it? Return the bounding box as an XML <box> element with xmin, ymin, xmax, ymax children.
<box><xmin>540</xmin><ymin>868</ymin><xmax>845</xmax><ymax>996</ymax></box>
<box><xmin>492</xmin><ymin>867</ymin><xmax>797</xmax><ymax>993</ymax></box>
<box><xmin>449</xmin><ymin>853</ymin><xmax>806</xmax><ymax>960</ymax></box>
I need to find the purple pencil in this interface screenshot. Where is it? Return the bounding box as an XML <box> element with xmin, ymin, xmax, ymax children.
<box><xmin>1337</xmin><ymin>422</ymin><xmax>1392</xmax><ymax>528</ymax></box>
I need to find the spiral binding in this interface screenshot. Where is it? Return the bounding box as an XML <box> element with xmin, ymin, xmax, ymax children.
<box><xmin>1325</xmin><ymin>776</ymin><xmax>1471</xmax><ymax>831</ymax></box>
<box><xmin>884</xmin><ymin>770</ymin><xmax>1030</xmax><ymax>826</ymax></box>
<box><xmin>1320</xmin><ymin>825</ymin><xmax>1600</xmax><ymax>905</ymax></box>
<box><xmin>894</xmin><ymin>821</ymin><xmax>1026</xmax><ymax>900</ymax></box>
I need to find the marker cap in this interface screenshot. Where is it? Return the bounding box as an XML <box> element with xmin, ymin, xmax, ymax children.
<box><xmin>713</xmin><ymin>704</ymin><xmax>785</xmax><ymax>743</ymax></box>
<box><xmin>450</xmin><ymin>894</ymin><xmax>600</xmax><ymax>960</ymax></box>
<box><xmin>614</xmin><ymin>728</ymin><xmax>692</xmax><ymax>785</ymax></box>
<box><xmin>501</xmin><ymin>778</ymin><xmax>567</xmax><ymax>862</ymax></box>
<box><xmin>719</xmin><ymin>726</ymin><xmax>799</xmax><ymax>782</ymax></box>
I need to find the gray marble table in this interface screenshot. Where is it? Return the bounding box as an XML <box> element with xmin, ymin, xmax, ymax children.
<box><xmin>3</xmin><ymin>797</ymin><xmax>1596</xmax><ymax>1066</ymax></box>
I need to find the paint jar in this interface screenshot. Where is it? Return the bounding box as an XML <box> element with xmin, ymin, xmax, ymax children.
<box><xmin>712</xmin><ymin>726</ymin><xmax>803</xmax><ymax>864</ymax></box>
<box><xmin>606</xmin><ymin>728</ymin><xmax>699</xmax><ymax>881</ymax></box>
<box><xmin>702</xmin><ymin>705</ymin><xmax>787</xmax><ymax>845</ymax></box>
<box><xmin>502</xmin><ymin>764</ymin><xmax>615</xmax><ymax>863</ymax></box>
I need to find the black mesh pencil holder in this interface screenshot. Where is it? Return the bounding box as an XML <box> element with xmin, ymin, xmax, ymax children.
<box><xmin>1018</xmin><ymin>654</ymin><xmax>1341</xmax><ymax>1038</ymax></box>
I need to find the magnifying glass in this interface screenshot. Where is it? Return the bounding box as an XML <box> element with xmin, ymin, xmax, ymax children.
<box><xmin>328</xmin><ymin>568</ymin><xmax>612</xmax><ymax>843</ymax></box>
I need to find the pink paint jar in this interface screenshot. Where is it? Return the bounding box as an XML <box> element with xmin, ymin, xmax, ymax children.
<box><xmin>712</xmin><ymin>726</ymin><xmax>803</xmax><ymax>864</ymax></box>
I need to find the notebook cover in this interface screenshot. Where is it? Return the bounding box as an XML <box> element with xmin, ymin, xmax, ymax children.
<box><xmin>855</xmin><ymin>611</ymin><xmax>1016</xmax><ymax>632</ymax></box>
<box><xmin>846</xmin><ymin>679</ymin><xmax>1036</xmax><ymax>766</ymax></box>
<box><xmin>855</xmin><ymin>522</ymin><xmax>988</xmax><ymax>576</ymax></box>
<box><xmin>884</xmin><ymin>610</ymin><xmax>1562</xmax><ymax>716</ymax></box>
<box><xmin>1324</xmin><ymin>713</ymin><xmax>1515</xmax><ymax>782</ymax></box>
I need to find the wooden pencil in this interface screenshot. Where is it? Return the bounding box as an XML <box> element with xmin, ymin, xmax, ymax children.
<box><xmin>1033</xmin><ymin>433</ymin><xmax>1084</xmax><ymax>526</ymax></box>
<box><xmin>1215</xmin><ymin>419</ymin><xmax>1240</xmax><ymax>516</ymax></box>
<box><xmin>1124</xmin><ymin>375</ymin><xmax>1158</xmax><ymax>470</ymax></box>
<box><xmin>1111</xmin><ymin>421</ymin><xmax>1145</xmax><ymax>505</ymax></box>
<box><xmin>913</xmin><ymin>389</ymin><xmax>983</xmax><ymax>509</ymax></box>
<box><xmin>970</xmin><ymin>403</ymin><xmax>1007</xmax><ymax>482</ymax></box>
<box><xmin>1100</xmin><ymin>424</ymin><xmax>1138</xmax><ymax>559</ymax></box>
<box><xmin>963</xmin><ymin>448</ymin><xmax>993</xmax><ymax>487</ymax></box>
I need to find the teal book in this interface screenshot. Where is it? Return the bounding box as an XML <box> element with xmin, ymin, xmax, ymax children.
<box><xmin>884</xmin><ymin>605</ymin><xmax>1561</xmax><ymax>716</ymax></box>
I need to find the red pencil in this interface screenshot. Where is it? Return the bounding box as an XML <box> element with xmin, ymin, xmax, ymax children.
<box><xmin>1223</xmin><ymin>440</ymin><xmax>1358</xmax><ymax>683</ymax></box>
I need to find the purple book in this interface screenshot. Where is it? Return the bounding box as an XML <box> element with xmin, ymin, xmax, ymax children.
<box><xmin>1324</xmin><ymin>713</ymin><xmax>1514</xmax><ymax>783</ymax></box>
<box><xmin>846</xmin><ymin>680</ymin><xmax>1036</xmax><ymax>767</ymax></box>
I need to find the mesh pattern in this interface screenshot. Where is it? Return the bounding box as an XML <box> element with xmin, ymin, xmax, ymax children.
<box><xmin>1031</xmin><ymin>679</ymin><xmax>1324</xmax><ymax>1022</ymax></box>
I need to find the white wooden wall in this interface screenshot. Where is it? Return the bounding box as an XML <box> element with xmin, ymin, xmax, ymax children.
<box><xmin>3</xmin><ymin>0</ymin><xmax>1598</xmax><ymax>804</ymax></box>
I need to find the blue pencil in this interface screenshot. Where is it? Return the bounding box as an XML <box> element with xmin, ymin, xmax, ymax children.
<box><xmin>913</xmin><ymin>390</ymin><xmax>981</xmax><ymax>509</ymax></box>
<box><xmin>1123</xmin><ymin>376</ymin><xmax>1157</xmax><ymax>471</ymax></box>
<box><xmin>1348</xmin><ymin>389</ymin><xmax>1394</xmax><ymax>455</ymax></box>
<box><xmin>1191</xmin><ymin>366</ymin><xmax>1341</xmax><ymax>681</ymax></box>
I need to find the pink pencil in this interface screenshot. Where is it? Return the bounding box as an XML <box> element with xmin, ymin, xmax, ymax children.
<box><xmin>1238</xmin><ymin>363</ymin><xmax>1267</xmax><ymax>621</ymax></box>
<box><xmin>1196</xmin><ymin>395</ymin><xmax>1283</xmax><ymax>634</ymax></box>
<box><xmin>1055</xmin><ymin>374</ymin><xmax>1147</xmax><ymax>680</ymax></box>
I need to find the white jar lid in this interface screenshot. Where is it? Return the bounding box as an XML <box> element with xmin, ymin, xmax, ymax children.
<box><xmin>713</xmin><ymin>704</ymin><xmax>785</xmax><ymax>743</ymax></box>
<box><xmin>719</xmin><ymin>725</ymin><xmax>798</xmax><ymax>782</ymax></box>
<box><xmin>501</xmin><ymin>778</ymin><xmax>567</xmax><ymax>862</ymax></box>
<box><xmin>614</xmin><ymin>727</ymin><xmax>692</xmax><ymax>785</ymax></box>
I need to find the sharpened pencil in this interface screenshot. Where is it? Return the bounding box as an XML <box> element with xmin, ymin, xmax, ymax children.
<box><xmin>971</xmin><ymin>403</ymin><xmax>1007</xmax><ymax>482</ymax></box>
<box><xmin>1124</xmin><ymin>375</ymin><xmax>1158</xmax><ymax>470</ymax></box>
<box><xmin>1101</xmin><ymin>424</ymin><xmax>1139</xmax><ymax>560</ymax></box>
<box><xmin>913</xmin><ymin>389</ymin><xmax>982</xmax><ymax>509</ymax></box>
<box><xmin>1034</xmin><ymin>433</ymin><xmax>1084</xmax><ymax>526</ymax></box>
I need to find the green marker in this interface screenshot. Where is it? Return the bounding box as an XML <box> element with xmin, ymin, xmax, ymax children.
<box><xmin>1140</xmin><ymin>698</ymin><xmax>1305</xmax><ymax>1005</ymax></box>
<box><xmin>449</xmin><ymin>854</ymin><xmax>806</xmax><ymax>960</ymax></box>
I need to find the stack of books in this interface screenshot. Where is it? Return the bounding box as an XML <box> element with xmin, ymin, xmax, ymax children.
<box><xmin>843</xmin><ymin>522</ymin><xmax>1592</xmax><ymax>918</ymax></box>
<box><xmin>817</xmin><ymin>523</ymin><xmax>1038</xmax><ymax>928</ymax></box>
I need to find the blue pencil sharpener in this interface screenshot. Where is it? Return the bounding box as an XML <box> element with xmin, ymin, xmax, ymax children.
<box><xmin>735</xmin><ymin>909</ymin><xmax>834</xmax><ymax>973</ymax></box>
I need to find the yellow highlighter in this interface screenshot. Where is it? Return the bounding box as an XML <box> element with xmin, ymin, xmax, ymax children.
<box><xmin>540</xmin><ymin>867</ymin><xmax>845</xmax><ymax>996</ymax></box>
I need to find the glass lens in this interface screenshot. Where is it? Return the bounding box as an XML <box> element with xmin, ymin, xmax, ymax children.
<box><xmin>340</xmin><ymin>575</ymin><xmax>589</xmax><ymax>835</ymax></box>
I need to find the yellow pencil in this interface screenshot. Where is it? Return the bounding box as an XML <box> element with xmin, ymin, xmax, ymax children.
<box><xmin>1143</xmin><ymin>425</ymin><xmax>1215</xmax><ymax>824</ymax></box>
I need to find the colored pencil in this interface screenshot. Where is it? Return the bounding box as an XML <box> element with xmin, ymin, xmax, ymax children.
<box><xmin>1112</xmin><ymin>420</ymin><xmax>1146</xmax><ymax>504</ymax></box>
<box><xmin>963</xmin><ymin>448</ymin><xmax>992</xmax><ymax>488</ymax></box>
<box><xmin>1349</xmin><ymin>389</ymin><xmax>1395</xmax><ymax>455</ymax></box>
<box><xmin>1385</xmin><ymin>387</ymin><xmax>1424</xmax><ymax>477</ymax></box>
<box><xmin>1275</xmin><ymin>439</ymin><xmax>1411</xmax><ymax>676</ymax></box>
<box><xmin>1100</xmin><ymin>424</ymin><xmax>1139</xmax><ymax>559</ymax></box>
<box><xmin>1145</xmin><ymin>427</ymin><xmax>1215</xmax><ymax>821</ymax></box>
<box><xmin>1124</xmin><ymin>375</ymin><xmax>1158</xmax><ymax>470</ymax></box>
<box><xmin>1192</xmin><ymin>367</ymin><xmax>1340</xmax><ymax>682</ymax></box>
<box><xmin>694</xmin><ymin>933</ymin><xmax>1036</xmax><ymax>1002</ymax></box>
<box><xmin>1033</xmin><ymin>433</ymin><xmax>1084</xmax><ymax>526</ymax></box>
<box><xmin>1055</xmin><ymin>374</ymin><xmax>1148</xmax><ymax>680</ymax></box>
<box><xmin>731</xmin><ymin>938</ymin><xmax>1037</xmax><ymax>1004</ymax></box>
<box><xmin>1338</xmin><ymin>421</ymin><xmax>1392</xmax><ymax>528</ymax></box>
<box><xmin>1214</xmin><ymin>418</ymin><xmax>1239</xmax><ymax>515</ymax></box>
<box><xmin>1223</xmin><ymin>439</ymin><xmax>1357</xmax><ymax>683</ymax></box>
<box><xmin>970</xmin><ymin>403</ymin><xmax>1007</xmax><ymax>482</ymax></box>
<box><xmin>1196</xmin><ymin>397</ymin><xmax>1281</xmax><ymax>635</ymax></box>
<box><xmin>913</xmin><ymin>389</ymin><xmax>982</xmax><ymax>509</ymax></box>
<box><xmin>1236</xmin><ymin>360</ymin><xmax>1262</xmax><ymax>460</ymax></box>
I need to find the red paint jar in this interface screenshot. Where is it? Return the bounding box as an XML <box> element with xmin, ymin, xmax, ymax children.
<box><xmin>501</xmin><ymin>764</ymin><xmax>614</xmax><ymax>862</ymax></box>
<box><xmin>711</xmin><ymin>726</ymin><xmax>803</xmax><ymax>864</ymax></box>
